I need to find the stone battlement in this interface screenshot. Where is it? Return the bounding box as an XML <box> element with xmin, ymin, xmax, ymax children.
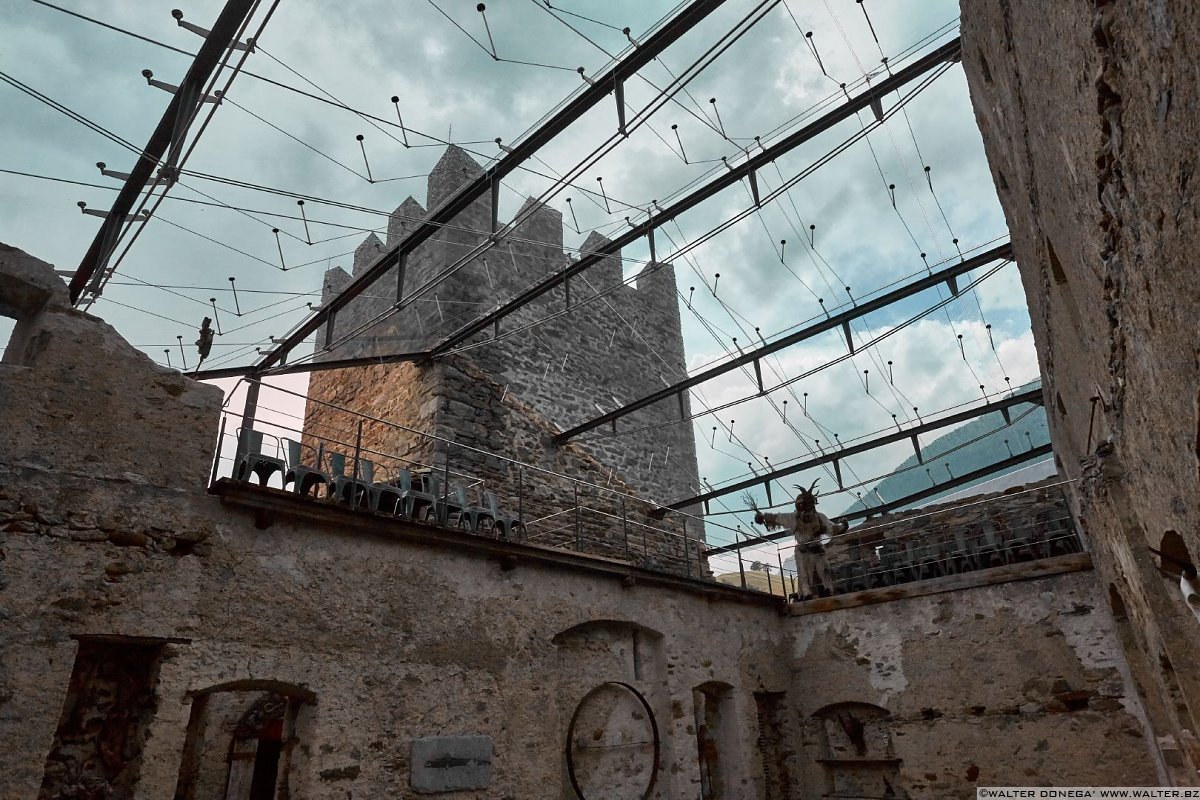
<box><xmin>305</xmin><ymin>146</ymin><xmax>702</xmax><ymax>558</ymax></box>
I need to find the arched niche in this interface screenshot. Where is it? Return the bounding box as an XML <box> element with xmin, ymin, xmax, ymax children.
<box><xmin>552</xmin><ymin>620</ymin><xmax>665</xmax><ymax>684</ymax></box>
<box><xmin>811</xmin><ymin>702</ymin><xmax>901</xmax><ymax>798</ymax></box>
<box><xmin>173</xmin><ymin>682</ymin><xmax>313</xmax><ymax>800</ymax></box>
<box><xmin>554</xmin><ymin>621</ymin><xmax>666</xmax><ymax>799</ymax></box>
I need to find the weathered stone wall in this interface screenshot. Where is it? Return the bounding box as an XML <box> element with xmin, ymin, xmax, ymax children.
<box><xmin>304</xmin><ymin>147</ymin><xmax>702</xmax><ymax>532</ymax></box>
<box><xmin>0</xmin><ymin>463</ymin><xmax>793</xmax><ymax>800</ymax></box>
<box><xmin>790</xmin><ymin>571</ymin><xmax>1166</xmax><ymax>795</ymax></box>
<box><xmin>0</xmin><ymin>243</ymin><xmax>222</xmax><ymax>488</ymax></box>
<box><xmin>0</xmin><ymin>241</ymin><xmax>1170</xmax><ymax>797</ymax></box>
<box><xmin>962</xmin><ymin>0</ymin><xmax>1200</xmax><ymax>779</ymax></box>
<box><xmin>1</xmin><ymin>467</ymin><xmax>1165</xmax><ymax>798</ymax></box>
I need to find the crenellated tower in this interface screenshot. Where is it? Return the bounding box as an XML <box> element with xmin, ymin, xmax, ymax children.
<box><xmin>304</xmin><ymin>146</ymin><xmax>703</xmax><ymax>568</ymax></box>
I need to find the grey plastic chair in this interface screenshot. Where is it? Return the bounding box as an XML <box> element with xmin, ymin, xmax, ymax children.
<box><xmin>328</xmin><ymin>453</ymin><xmax>359</xmax><ymax>506</ymax></box>
<box><xmin>394</xmin><ymin>469</ymin><xmax>436</xmax><ymax>520</ymax></box>
<box><xmin>282</xmin><ymin>438</ymin><xmax>329</xmax><ymax>497</ymax></box>
<box><xmin>429</xmin><ymin>475</ymin><xmax>465</xmax><ymax>526</ymax></box>
<box><xmin>331</xmin><ymin>456</ymin><xmax>373</xmax><ymax>508</ymax></box>
<box><xmin>455</xmin><ymin>486</ymin><xmax>494</xmax><ymax>533</ymax></box>
<box><xmin>368</xmin><ymin>465</ymin><xmax>405</xmax><ymax>515</ymax></box>
<box><xmin>233</xmin><ymin>429</ymin><xmax>286</xmax><ymax>487</ymax></box>
<box><xmin>483</xmin><ymin>492</ymin><xmax>524</xmax><ymax>541</ymax></box>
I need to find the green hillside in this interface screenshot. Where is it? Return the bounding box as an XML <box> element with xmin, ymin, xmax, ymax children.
<box><xmin>839</xmin><ymin>383</ymin><xmax>1051</xmax><ymax>515</ymax></box>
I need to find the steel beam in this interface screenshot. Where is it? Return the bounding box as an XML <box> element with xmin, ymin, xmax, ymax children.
<box><xmin>68</xmin><ymin>0</ymin><xmax>258</xmax><ymax>303</ymax></box>
<box><xmin>554</xmin><ymin>240</ymin><xmax>1010</xmax><ymax>442</ymax></box>
<box><xmin>705</xmin><ymin>442</ymin><xmax>1054</xmax><ymax>555</ymax></box>
<box><xmin>191</xmin><ymin>348</ymin><xmax>430</xmax><ymax>381</ymax></box>
<box><xmin>669</xmin><ymin>386</ymin><xmax>1044</xmax><ymax>512</ymax></box>
<box><xmin>422</xmin><ymin>37</ymin><xmax>963</xmax><ymax>361</ymax></box>
<box><xmin>243</xmin><ymin>0</ymin><xmax>729</xmax><ymax>374</ymax></box>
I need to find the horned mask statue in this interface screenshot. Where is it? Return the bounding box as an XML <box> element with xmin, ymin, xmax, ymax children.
<box><xmin>794</xmin><ymin>479</ymin><xmax>821</xmax><ymax>517</ymax></box>
<box><xmin>746</xmin><ymin>479</ymin><xmax>848</xmax><ymax>601</ymax></box>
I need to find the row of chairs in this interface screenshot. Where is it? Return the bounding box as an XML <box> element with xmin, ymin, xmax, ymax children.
<box><xmin>827</xmin><ymin>518</ymin><xmax>1081</xmax><ymax>594</ymax></box>
<box><xmin>231</xmin><ymin>429</ymin><xmax>524</xmax><ymax>539</ymax></box>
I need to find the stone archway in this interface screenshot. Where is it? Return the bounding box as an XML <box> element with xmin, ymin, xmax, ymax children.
<box><xmin>173</xmin><ymin>682</ymin><xmax>313</xmax><ymax>800</ymax></box>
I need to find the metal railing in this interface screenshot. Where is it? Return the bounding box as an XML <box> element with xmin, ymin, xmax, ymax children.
<box><xmin>209</xmin><ymin>380</ymin><xmax>718</xmax><ymax>578</ymax></box>
<box><xmin>706</xmin><ymin>483</ymin><xmax>1083</xmax><ymax>600</ymax></box>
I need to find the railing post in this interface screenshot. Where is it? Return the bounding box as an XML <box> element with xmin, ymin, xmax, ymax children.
<box><xmin>233</xmin><ymin>377</ymin><xmax>262</xmax><ymax>467</ymax></box>
<box><xmin>517</xmin><ymin>466</ymin><xmax>524</xmax><ymax>528</ymax></box>
<box><xmin>574</xmin><ymin>483</ymin><xmax>581</xmax><ymax>550</ymax></box>
<box><xmin>352</xmin><ymin>419</ymin><xmax>363</xmax><ymax>507</ymax></box>
<box><xmin>352</xmin><ymin>420</ymin><xmax>363</xmax><ymax>482</ymax></box>
<box><xmin>622</xmin><ymin>497</ymin><xmax>629</xmax><ymax>559</ymax></box>
<box><xmin>210</xmin><ymin>414</ymin><xmax>228</xmax><ymax>486</ymax></box>
<box><xmin>682</xmin><ymin>520</ymin><xmax>691</xmax><ymax>578</ymax></box>
<box><xmin>766</xmin><ymin>567</ymin><xmax>774</xmax><ymax>596</ymax></box>
<box><xmin>442</xmin><ymin>439</ymin><xmax>452</xmax><ymax>525</ymax></box>
<box><xmin>736</xmin><ymin>531</ymin><xmax>747</xmax><ymax>590</ymax></box>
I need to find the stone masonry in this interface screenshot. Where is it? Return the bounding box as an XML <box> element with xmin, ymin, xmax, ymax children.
<box><xmin>304</xmin><ymin>146</ymin><xmax>701</xmax><ymax>527</ymax></box>
<box><xmin>0</xmin><ymin>241</ymin><xmax>1169</xmax><ymax>797</ymax></box>
<box><xmin>962</xmin><ymin>0</ymin><xmax>1200</xmax><ymax>778</ymax></box>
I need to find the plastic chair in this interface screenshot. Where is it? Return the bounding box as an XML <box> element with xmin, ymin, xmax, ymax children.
<box><xmin>367</xmin><ymin>467</ymin><xmax>405</xmax><ymax>515</ymax></box>
<box><xmin>974</xmin><ymin>523</ymin><xmax>1008</xmax><ymax>568</ymax></box>
<box><xmin>945</xmin><ymin>529</ymin><xmax>978</xmax><ymax>575</ymax></box>
<box><xmin>483</xmin><ymin>492</ymin><xmax>524</xmax><ymax>541</ymax></box>
<box><xmin>915</xmin><ymin>539</ymin><xmax>946</xmax><ymax>580</ymax></box>
<box><xmin>233</xmin><ymin>429</ymin><xmax>286</xmax><ymax>487</ymax></box>
<box><xmin>394</xmin><ymin>469</ymin><xmax>437</xmax><ymax>520</ymax></box>
<box><xmin>282</xmin><ymin>438</ymin><xmax>329</xmax><ymax>497</ymax></box>
<box><xmin>429</xmin><ymin>475</ymin><xmax>466</xmax><ymax>526</ymax></box>
<box><xmin>328</xmin><ymin>453</ymin><xmax>369</xmax><ymax>508</ymax></box>
<box><xmin>873</xmin><ymin>541</ymin><xmax>902</xmax><ymax>587</ymax></box>
<box><xmin>455</xmin><ymin>486</ymin><xmax>494</xmax><ymax>533</ymax></box>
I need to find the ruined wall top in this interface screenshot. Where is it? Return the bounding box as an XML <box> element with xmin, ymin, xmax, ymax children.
<box><xmin>0</xmin><ymin>242</ymin><xmax>222</xmax><ymax>489</ymax></box>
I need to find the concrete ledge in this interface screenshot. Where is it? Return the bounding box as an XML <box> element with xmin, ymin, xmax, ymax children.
<box><xmin>787</xmin><ymin>552</ymin><xmax>1093</xmax><ymax>617</ymax></box>
<box><xmin>209</xmin><ymin>479</ymin><xmax>784</xmax><ymax>610</ymax></box>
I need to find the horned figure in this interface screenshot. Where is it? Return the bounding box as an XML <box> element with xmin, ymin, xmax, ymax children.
<box><xmin>748</xmin><ymin>480</ymin><xmax>849</xmax><ymax>601</ymax></box>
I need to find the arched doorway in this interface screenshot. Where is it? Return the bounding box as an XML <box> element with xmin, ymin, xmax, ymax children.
<box><xmin>173</xmin><ymin>681</ymin><xmax>313</xmax><ymax>800</ymax></box>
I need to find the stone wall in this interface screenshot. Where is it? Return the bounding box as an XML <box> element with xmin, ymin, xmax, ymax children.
<box><xmin>962</xmin><ymin>0</ymin><xmax>1200</xmax><ymax>779</ymax></box>
<box><xmin>303</xmin><ymin>355</ymin><xmax>700</xmax><ymax>574</ymax></box>
<box><xmin>0</xmin><ymin>241</ymin><xmax>1170</xmax><ymax>796</ymax></box>
<box><xmin>0</xmin><ymin>243</ymin><xmax>221</xmax><ymax>488</ymax></box>
<box><xmin>790</xmin><ymin>570</ymin><xmax>1165</xmax><ymax>795</ymax></box>
<box><xmin>0</xmin><ymin>466</ymin><xmax>1164</xmax><ymax>798</ymax></box>
<box><xmin>304</xmin><ymin>147</ymin><xmax>702</xmax><ymax>539</ymax></box>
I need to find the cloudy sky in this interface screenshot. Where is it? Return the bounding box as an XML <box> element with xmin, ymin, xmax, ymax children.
<box><xmin>0</xmin><ymin>0</ymin><xmax>1043</xmax><ymax>560</ymax></box>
